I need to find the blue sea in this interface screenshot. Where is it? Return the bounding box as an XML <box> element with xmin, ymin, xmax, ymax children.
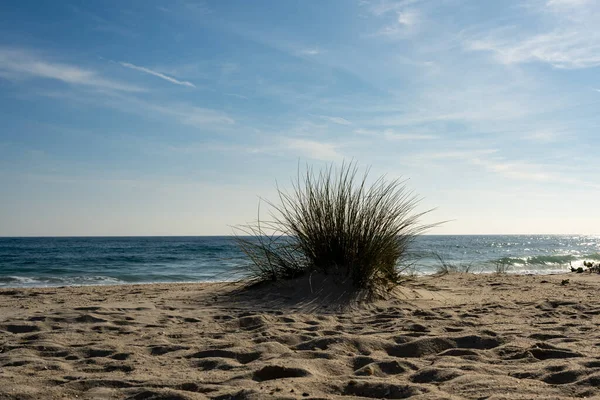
<box><xmin>0</xmin><ymin>236</ymin><xmax>599</xmax><ymax>288</ymax></box>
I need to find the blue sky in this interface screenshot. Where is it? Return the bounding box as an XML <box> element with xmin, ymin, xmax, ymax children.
<box><xmin>1</xmin><ymin>0</ymin><xmax>599</xmax><ymax>236</ymax></box>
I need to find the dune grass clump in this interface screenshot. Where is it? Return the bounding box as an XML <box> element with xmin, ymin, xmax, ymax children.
<box><xmin>235</xmin><ymin>162</ymin><xmax>432</xmax><ymax>295</ymax></box>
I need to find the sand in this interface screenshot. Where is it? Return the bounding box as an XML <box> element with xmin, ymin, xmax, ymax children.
<box><xmin>1</xmin><ymin>272</ymin><xmax>600</xmax><ymax>399</ymax></box>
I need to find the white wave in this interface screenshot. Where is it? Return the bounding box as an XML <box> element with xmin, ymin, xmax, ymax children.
<box><xmin>0</xmin><ymin>275</ymin><xmax>127</xmax><ymax>288</ymax></box>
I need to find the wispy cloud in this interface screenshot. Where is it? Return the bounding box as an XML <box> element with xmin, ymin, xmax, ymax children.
<box><xmin>34</xmin><ymin>87</ymin><xmax>235</xmax><ymax>129</ymax></box>
<box><xmin>472</xmin><ymin>158</ymin><xmax>553</xmax><ymax>182</ymax></box>
<box><xmin>119</xmin><ymin>62</ymin><xmax>196</xmax><ymax>88</ymax></box>
<box><xmin>545</xmin><ymin>0</ymin><xmax>593</xmax><ymax>11</ymax></box>
<box><xmin>468</xmin><ymin>31</ymin><xmax>600</xmax><ymax>69</ymax></box>
<box><xmin>408</xmin><ymin>149</ymin><xmax>499</xmax><ymax>162</ymax></box>
<box><xmin>471</xmin><ymin>156</ymin><xmax>600</xmax><ymax>189</ymax></box>
<box><xmin>397</xmin><ymin>10</ymin><xmax>419</xmax><ymax>27</ymax></box>
<box><xmin>225</xmin><ymin>93</ymin><xmax>249</xmax><ymax>100</ymax></box>
<box><xmin>355</xmin><ymin>128</ymin><xmax>437</xmax><ymax>140</ymax></box>
<box><xmin>363</xmin><ymin>0</ymin><xmax>422</xmax><ymax>37</ymax></box>
<box><xmin>132</xmin><ymin>101</ymin><xmax>235</xmax><ymax>127</ymax></box>
<box><xmin>320</xmin><ymin>115</ymin><xmax>352</xmax><ymax>125</ymax></box>
<box><xmin>298</xmin><ymin>48</ymin><xmax>323</xmax><ymax>56</ymax></box>
<box><xmin>525</xmin><ymin>131</ymin><xmax>561</xmax><ymax>142</ymax></box>
<box><xmin>362</xmin><ymin>0</ymin><xmax>424</xmax><ymax>16</ymax></box>
<box><xmin>384</xmin><ymin>132</ymin><xmax>436</xmax><ymax>140</ymax></box>
<box><xmin>410</xmin><ymin>147</ymin><xmax>599</xmax><ymax>187</ymax></box>
<box><xmin>467</xmin><ymin>0</ymin><xmax>600</xmax><ymax>68</ymax></box>
<box><xmin>284</xmin><ymin>138</ymin><xmax>343</xmax><ymax>161</ymax></box>
<box><xmin>0</xmin><ymin>48</ymin><xmax>144</xmax><ymax>92</ymax></box>
<box><xmin>371</xmin><ymin>10</ymin><xmax>421</xmax><ymax>37</ymax></box>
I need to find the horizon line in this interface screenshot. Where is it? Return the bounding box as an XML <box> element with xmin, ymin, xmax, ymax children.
<box><xmin>1</xmin><ymin>233</ymin><xmax>597</xmax><ymax>238</ymax></box>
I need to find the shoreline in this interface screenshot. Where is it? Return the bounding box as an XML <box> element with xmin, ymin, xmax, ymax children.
<box><xmin>0</xmin><ymin>269</ymin><xmax>581</xmax><ymax>291</ymax></box>
<box><xmin>0</xmin><ymin>280</ymin><xmax>241</xmax><ymax>291</ymax></box>
<box><xmin>1</xmin><ymin>273</ymin><xmax>600</xmax><ymax>399</ymax></box>
<box><xmin>2</xmin><ymin>236</ymin><xmax>596</xmax><ymax>292</ymax></box>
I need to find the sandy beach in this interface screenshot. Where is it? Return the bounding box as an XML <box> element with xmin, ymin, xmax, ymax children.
<box><xmin>1</xmin><ymin>272</ymin><xmax>600</xmax><ymax>399</ymax></box>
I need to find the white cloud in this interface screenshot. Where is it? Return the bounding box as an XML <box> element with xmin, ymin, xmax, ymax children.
<box><xmin>468</xmin><ymin>31</ymin><xmax>600</xmax><ymax>69</ymax></box>
<box><xmin>320</xmin><ymin>115</ymin><xmax>352</xmax><ymax>125</ymax></box>
<box><xmin>372</xmin><ymin>9</ymin><xmax>420</xmax><ymax>37</ymax></box>
<box><xmin>0</xmin><ymin>48</ymin><xmax>144</xmax><ymax>92</ymax></box>
<box><xmin>397</xmin><ymin>10</ymin><xmax>418</xmax><ymax>27</ymax></box>
<box><xmin>411</xmin><ymin>148</ymin><xmax>598</xmax><ymax>187</ymax></box>
<box><xmin>470</xmin><ymin>157</ymin><xmax>599</xmax><ymax>189</ymax></box>
<box><xmin>119</xmin><ymin>62</ymin><xmax>196</xmax><ymax>88</ymax></box>
<box><xmin>472</xmin><ymin>158</ymin><xmax>553</xmax><ymax>182</ymax></box>
<box><xmin>284</xmin><ymin>138</ymin><xmax>343</xmax><ymax>161</ymax></box>
<box><xmin>299</xmin><ymin>48</ymin><xmax>322</xmax><ymax>56</ymax></box>
<box><xmin>409</xmin><ymin>149</ymin><xmax>499</xmax><ymax>162</ymax></box>
<box><xmin>362</xmin><ymin>0</ymin><xmax>421</xmax><ymax>37</ymax></box>
<box><xmin>354</xmin><ymin>128</ymin><xmax>437</xmax><ymax>140</ymax></box>
<box><xmin>525</xmin><ymin>131</ymin><xmax>560</xmax><ymax>142</ymax></box>
<box><xmin>384</xmin><ymin>131</ymin><xmax>436</xmax><ymax>140</ymax></box>
<box><xmin>545</xmin><ymin>0</ymin><xmax>592</xmax><ymax>9</ymax></box>
<box><xmin>467</xmin><ymin>0</ymin><xmax>600</xmax><ymax>69</ymax></box>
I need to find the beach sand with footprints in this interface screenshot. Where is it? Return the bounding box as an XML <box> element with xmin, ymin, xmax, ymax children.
<box><xmin>1</xmin><ymin>272</ymin><xmax>600</xmax><ymax>399</ymax></box>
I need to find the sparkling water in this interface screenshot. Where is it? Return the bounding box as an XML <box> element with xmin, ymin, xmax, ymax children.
<box><xmin>0</xmin><ymin>235</ymin><xmax>598</xmax><ymax>288</ymax></box>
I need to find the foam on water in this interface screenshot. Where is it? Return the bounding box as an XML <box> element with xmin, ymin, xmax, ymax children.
<box><xmin>0</xmin><ymin>275</ymin><xmax>127</xmax><ymax>288</ymax></box>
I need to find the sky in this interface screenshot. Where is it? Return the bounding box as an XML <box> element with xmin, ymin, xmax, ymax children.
<box><xmin>1</xmin><ymin>0</ymin><xmax>599</xmax><ymax>236</ymax></box>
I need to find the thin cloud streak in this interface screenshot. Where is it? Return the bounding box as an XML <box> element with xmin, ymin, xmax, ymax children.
<box><xmin>299</xmin><ymin>48</ymin><xmax>323</xmax><ymax>56</ymax></box>
<box><xmin>320</xmin><ymin>115</ymin><xmax>352</xmax><ymax>125</ymax></box>
<box><xmin>119</xmin><ymin>62</ymin><xmax>196</xmax><ymax>88</ymax></box>
<box><xmin>0</xmin><ymin>48</ymin><xmax>144</xmax><ymax>92</ymax></box>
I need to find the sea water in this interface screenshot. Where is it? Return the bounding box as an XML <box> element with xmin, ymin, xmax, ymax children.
<box><xmin>0</xmin><ymin>235</ymin><xmax>599</xmax><ymax>288</ymax></box>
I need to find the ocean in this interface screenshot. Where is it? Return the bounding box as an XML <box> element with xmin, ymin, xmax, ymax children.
<box><xmin>0</xmin><ymin>235</ymin><xmax>599</xmax><ymax>288</ymax></box>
